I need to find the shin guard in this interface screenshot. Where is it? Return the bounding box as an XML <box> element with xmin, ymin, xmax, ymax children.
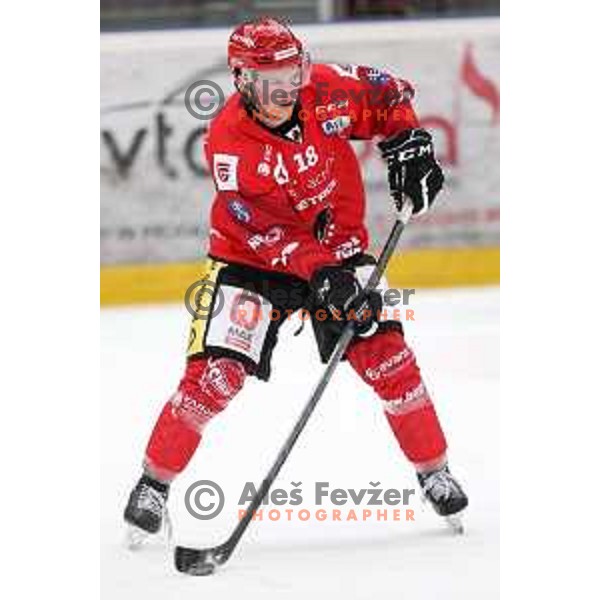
<box><xmin>144</xmin><ymin>357</ymin><xmax>246</xmax><ymax>480</ymax></box>
<box><xmin>346</xmin><ymin>329</ymin><xmax>447</xmax><ymax>469</ymax></box>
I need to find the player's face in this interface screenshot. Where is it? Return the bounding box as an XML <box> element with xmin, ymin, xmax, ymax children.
<box><xmin>253</xmin><ymin>64</ymin><xmax>302</xmax><ymax>107</ymax></box>
<box><xmin>244</xmin><ymin>63</ymin><xmax>302</xmax><ymax>126</ymax></box>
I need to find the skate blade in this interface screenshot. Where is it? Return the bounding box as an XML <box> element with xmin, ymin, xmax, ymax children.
<box><xmin>125</xmin><ymin>525</ymin><xmax>150</xmax><ymax>550</ymax></box>
<box><xmin>445</xmin><ymin>513</ymin><xmax>465</xmax><ymax>535</ymax></box>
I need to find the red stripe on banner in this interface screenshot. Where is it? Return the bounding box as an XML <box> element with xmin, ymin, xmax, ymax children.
<box><xmin>461</xmin><ymin>43</ymin><xmax>500</xmax><ymax>123</ymax></box>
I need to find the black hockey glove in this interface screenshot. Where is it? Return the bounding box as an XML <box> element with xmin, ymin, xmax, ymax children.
<box><xmin>378</xmin><ymin>128</ymin><xmax>444</xmax><ymax>216</ymax></box>
<box><xmin>310</xmin><ymin>265</ymin><xmax>382</xmax><ymax>336</ymax></box>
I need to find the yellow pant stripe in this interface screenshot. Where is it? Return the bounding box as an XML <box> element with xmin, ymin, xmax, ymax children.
<box><xmin>185</xmin><ymin>259</ymin><xmax>226</xmax><ymax>357</ymax></box>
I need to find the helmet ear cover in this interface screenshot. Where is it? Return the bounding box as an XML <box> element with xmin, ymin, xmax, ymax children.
<box><xmin>232</xmin><ymin>67</ymin><xmax>261</xmax><ymax>110</ymax></box>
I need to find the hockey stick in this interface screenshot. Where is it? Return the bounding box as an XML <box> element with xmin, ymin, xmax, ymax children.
<box><xmin>175</xmin><ymin>200</ymin><xmax>414</xmax><ymax>575</ymax></box>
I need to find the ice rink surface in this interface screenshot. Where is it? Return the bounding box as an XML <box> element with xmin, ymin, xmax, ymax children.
<box><xmin>101</xmin><ymin>286</ymin><xmax>499</xmax><ymax>599</ymax></box>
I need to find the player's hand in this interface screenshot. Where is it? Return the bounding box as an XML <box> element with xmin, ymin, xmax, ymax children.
<box><xmin>378</xmin><ymin>128</ymin><xmax>444</xmax><ymax>216</ymax></box>
<box><xmin>310</xmin><ymin>265</ymin><xmax>382</xmax><ymax>336</ymax></box>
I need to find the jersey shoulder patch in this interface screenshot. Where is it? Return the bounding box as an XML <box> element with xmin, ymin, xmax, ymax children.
<box><xmin>212</xmin><ymin>153</ymin><xmax>239</xmax><ymax>191</ymax></box>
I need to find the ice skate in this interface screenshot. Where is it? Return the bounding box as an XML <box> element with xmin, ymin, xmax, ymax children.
<box><xmin>123</xmin><ymin>474</ymin><xmax>170</xmax><ymax>549</ymax></box>
<box><xmin>418</xmin><ymin>465</ymin><xmax>468</xmax><ymax>534</ymax></box>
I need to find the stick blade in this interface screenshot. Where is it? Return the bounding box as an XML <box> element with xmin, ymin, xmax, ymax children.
<box><xmin>174</xmin><ymin>545</ymin><xmax>221</xmax><ymax>576</ymax></box>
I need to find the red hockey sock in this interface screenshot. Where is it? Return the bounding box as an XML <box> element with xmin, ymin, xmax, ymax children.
<box><xmin>346</xmin><ymin>329</ymin><xmax>447</xmax><ymax>468</ymax></box>
<box><xmin>145</xmin><ymin>356</ymin><xmax>247</xmax><ymax>481</ymax></box>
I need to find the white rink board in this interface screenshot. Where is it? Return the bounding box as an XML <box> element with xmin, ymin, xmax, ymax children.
<box><xmin>101</xmin><ymin>287</ymin><xmax>499</xmax><ymax>598</ymax></box>
<box><xmin>101</xmin><ymin>19</ymin><xmax>499</xmax><ymax>265</ymax></box>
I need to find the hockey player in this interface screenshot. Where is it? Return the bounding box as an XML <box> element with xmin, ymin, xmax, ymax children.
<box><xmin>124</xmin><ymin>16</ymin><xmax>468</xmax><ymax>540</ymax></box>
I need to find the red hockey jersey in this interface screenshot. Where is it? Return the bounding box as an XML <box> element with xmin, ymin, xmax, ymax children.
<box><xmin>205</xmin><ymin>63</ymin><xmax>419</xmax><ymax>281</ymax></box>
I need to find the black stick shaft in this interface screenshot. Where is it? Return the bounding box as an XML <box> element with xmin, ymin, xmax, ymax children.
<box><xmin>224</xmin><ymin>212</ymin><xmax>411</xmax><ymax>556</ymax></box>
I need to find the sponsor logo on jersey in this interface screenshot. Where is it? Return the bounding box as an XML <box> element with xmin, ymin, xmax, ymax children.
<box><xmin>321</xmin><ymin>116</ymin><xmax>352</xmax><ymax>136</ymax></box>
<box><xmin>247</xmin><ymin>226</ymin><xmax>284</xmax><ymax>250</ymax></box>
<box><xmin>284</xmin><ymin>124</ymin><xmax>302</xmax><ymax>143</ymax></box>
<box><xmin>294</xmin><ymin>179</ymin><xmax>337</xmax><ymax>211</ymax></box>
<box><xmin>306</xmin><ymin>156</ymin><xmax>335</xmax><ymax>190</ymax></box>
<box><xmin>257</xmin><ymin>144</ymin><xmax>274</xmax><ymax>176</ymax></box>
<box><xmin>228</xmin><ymin>200</ymin><xmax>251</xmax><ymax>223</ymax></box>
<box><xmin>273</xmin><ymin>152</ymin><xmax>290</xmax><ymax>185</ymax></box>
<box><xmin>263</xmin><ymin>144</ymin><xmax>273</xmax><ymax>162</ymax></box>
<box><xmin>315</xmin><ymin>100</ymin><xmax>349</xmax><ymax>123</ymax></box>
<box><xmin>365</xmin><ymin>67</ymin><xmax>390</xmax><ymax>86</ymax></box>
<box><xmin>333</xmin><ymin>236</ymin><xmax>362</xmax><ymax>260</ymax></box>
<box><xmin>257</xmin><ymin>162</ymin><xmax>271</xmax><ymax>176</ymax></box>
<box><xmin>213</xmin><ymin>153</ymin><xmax>239</xmax><ymax>191</ymax></box>
<box><xmin>271</xmin><ymin>242</ymin><xmax>300</xmax><ymax>268</ymax></box>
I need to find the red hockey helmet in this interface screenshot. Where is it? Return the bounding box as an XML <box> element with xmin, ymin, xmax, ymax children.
<box><xmin>227</xmin><ymin>17</ymin><xmax>311</xmax><ymax>108</ymax></box>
